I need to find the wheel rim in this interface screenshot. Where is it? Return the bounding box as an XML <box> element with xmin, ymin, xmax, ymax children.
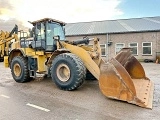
<box><xmin>13</xmin><ymin>63</ymin><xmax>21</xmax><ymax>77</ymax></box>
<box><xmin>56</xmin><ymin>63</ymin><xmax>71</xmax><ymax>82</ymax></box>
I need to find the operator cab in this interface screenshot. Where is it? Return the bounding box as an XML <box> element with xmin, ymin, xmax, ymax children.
<box><xmin>30</xmin><ymin>18</ymin><xmax>65</xmax><ymax>52</ymax></box>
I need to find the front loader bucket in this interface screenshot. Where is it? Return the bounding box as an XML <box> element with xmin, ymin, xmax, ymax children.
<box><xmin>115</xmin><ymin>48</ymin><xmax>146</xmax><ymax>79</ymax></box>
<box><xmin>99</xmin><ymin>48</ymin><xmax>154</xmax><ymax>109</ymax></box>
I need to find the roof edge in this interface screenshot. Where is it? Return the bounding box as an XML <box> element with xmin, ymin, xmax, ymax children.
<box><xmin>66</xmin><ymin>29</ymin><xmax>160</xmax><ymax>36</ymax></box>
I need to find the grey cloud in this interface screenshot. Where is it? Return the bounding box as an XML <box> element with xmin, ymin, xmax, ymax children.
<box><xmin>0</xmin><ymin>1</ymin><xmax>28</xmax><ymax>32</ymax></box>
<box><xmin>0</xmin><ymin>18</ymin><xmax>29</xmax><ymax>32</ymax></box>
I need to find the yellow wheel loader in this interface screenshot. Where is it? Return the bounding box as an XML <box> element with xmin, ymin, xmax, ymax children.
<box><xmin>4</xmin><ymin>18</ymin><xmax>154</xmax><ymax>109</ymax></box>
<box><xmin>0</xmin><ymin>25</ymin><xmax>18</xmax><ymax>61</ymax></box>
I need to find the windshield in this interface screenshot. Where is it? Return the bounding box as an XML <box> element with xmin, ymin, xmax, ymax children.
<box><xmin>47</xmin><ymin>22</ymin><xmax>65</xmax><ymax>41</ymax></box>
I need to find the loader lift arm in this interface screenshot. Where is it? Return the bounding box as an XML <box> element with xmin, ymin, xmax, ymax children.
<box><xmin>0</xmin><ymin>25</ymin><xmax>19</xmax><ymax>61</ymax></box>
<box><xmin>9</xmin><ymin>25</ymin><xmax>18</xmax><ymax>37</ymax></box>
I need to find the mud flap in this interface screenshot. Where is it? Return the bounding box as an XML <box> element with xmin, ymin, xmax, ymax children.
<box><xmin>99</xmin><ymin>49</ymin><xmax>154</xmax><ymax>109</ymax></box>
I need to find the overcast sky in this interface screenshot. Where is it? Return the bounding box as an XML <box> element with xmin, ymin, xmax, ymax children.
<box><xmin>0</xmin><ymin>0</ymin><xmax>160</xmax><ymax>31</ymax></box>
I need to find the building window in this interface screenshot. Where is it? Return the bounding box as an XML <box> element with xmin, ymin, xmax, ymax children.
<box><xmin>100</xmin><ymin>44</ymin><xmax>106</xmax><ymax>56</ymax></box>
<box><xmin>129</xmin><ymin>43</ymin><xmax>138</xmax><ymax>55</ymax></box>
<box><xmin>115</xmin><ymin>43</ymin><xmax>125</xmax><ymax>54</ymax></box>
<box><xmin>88</xmin><ymin>44</ymin><xmax>106</xmax><ymax>56</ymax></box>
<box><xmin>142</xmin><ymin>42</ymin><xmax>152</xmax><ymax>55</ymax></box>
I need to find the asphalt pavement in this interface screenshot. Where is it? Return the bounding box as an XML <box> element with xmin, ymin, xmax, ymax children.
<box><xmin>0</xmin><ymin>62</ymin><xmax>160</xmax><ymax>120</ymax></box>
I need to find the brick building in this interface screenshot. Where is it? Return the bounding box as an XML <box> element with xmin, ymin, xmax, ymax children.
<box><xmin>65</xmin><ymin>16</ymin><xmax>160</xmax><ymax>61</ymax></box>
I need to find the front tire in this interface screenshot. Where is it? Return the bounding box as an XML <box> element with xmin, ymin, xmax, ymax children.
<box><xmin>51</xmin><ymin>53</ymin><xmax>86</xmax><ymax>91</ymax></box>
<box><xmin>11</xmin><ymin>56</ymin><xmax>30</xmax><ymax>83</ymax></box>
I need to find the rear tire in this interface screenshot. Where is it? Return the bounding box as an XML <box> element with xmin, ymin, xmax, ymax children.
<box><xmin>51</xmin><ymin>53</ymin><xmax>86</xmax><ymax>91</ymax></box>
<box><xmin>11</xmin><ymin>56</ymin><xmax>30</xmax><ymax>83</ymax></box>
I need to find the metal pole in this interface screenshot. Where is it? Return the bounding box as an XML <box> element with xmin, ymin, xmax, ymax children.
<box><xmin>106</xmin><ymin>33</ymin><xmax>109</xmax><ymax>61</ymax></box>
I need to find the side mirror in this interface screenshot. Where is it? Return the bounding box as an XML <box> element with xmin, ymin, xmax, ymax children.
<box><xmin>53</xmin><ymin>35</ymin><xmax>60</xmax><ymax>41</ymax></box>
